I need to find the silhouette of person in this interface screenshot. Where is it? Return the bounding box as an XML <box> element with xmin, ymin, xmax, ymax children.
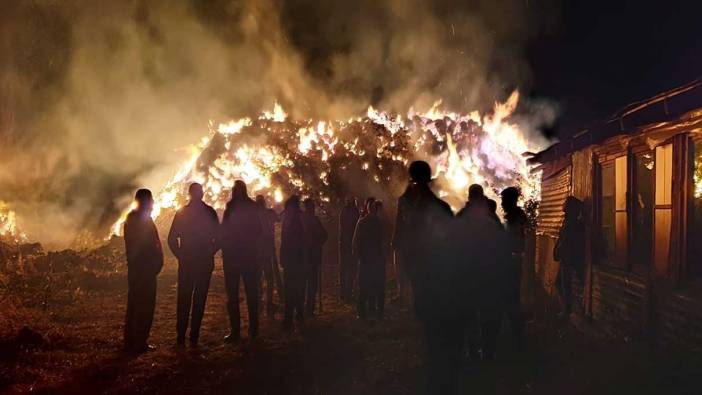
<box><xmin>338</xmin><ymin>197</ymin><xmax>360</xmax><ymax>303</ymax></box>
<box><xmin>167</xmin><ymin>183</ymin><xmax>219</xmax><ymax>346</ymax></box>
<box><xmin>123</xmin><ymin>188</ymin><xmax>163</xmax><ymax>353</ymax></box>
<box><xmin>394</xmin><ymin>161</ymin><xmax>463</xmax><ymax>394</ymax></box>
<box><xmin>302</xmin><ymin>198</ymin><xmax>328</xmax><ymax>317</ymax></box>
<box><xmin>280</xmin><ymin>195</ymin><xmax>306</xmax><ymax>330</ymax></box>
<box><xmin>457</xmin><ymin>186</ymin><xmax>508</xmax><ymax>362</ymax></box>
<box><xmin>256</xmin><ymin>195</ymin><xmax>283</xmax><ymax>317</ymax></box>
<box><xmin>498</xmin><ymin>186</ymin><xmax>527</xmax><ymax>345</ymax></box>
<box><xmin>221</xmin><ymin>181</ymin><xmax>262</xmax><ymax>342</ymax></box>
<box><xmin>459</xmin><ymin>184</ymin><xmax>487</xmax><ymax>217</ymax></box>
<box><xmin>554</xmin><ymin>196</ymin><xmax>585</xmax><ymax>317</ymax></box>
<box><xmin>353</xmin><ymin>200</ymin><xmax>388</xmax><ymax>318</ymax></box>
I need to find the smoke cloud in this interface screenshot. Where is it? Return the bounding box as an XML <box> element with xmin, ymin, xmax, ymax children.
<box><xmin>0</xmin><ymin>0</ymin><xmax>554</xmax><ymax>247</ymax></box>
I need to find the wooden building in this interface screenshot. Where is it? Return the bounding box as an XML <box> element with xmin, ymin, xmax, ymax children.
<box><xmin>531</xmin><ymin>79</ymin><xmax>702</xmax><ymax>347</ymax></box>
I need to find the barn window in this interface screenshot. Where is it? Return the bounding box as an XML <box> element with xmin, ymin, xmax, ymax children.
<box><xmin>600</xmin><ymin>156</ymin><xmax>628</xmax><ymax>267</ymax></box>
<box><xmin>654</xmin><ymin>144</ymin><xmax>673</xmax><ymax>276</ymax></box>
<box><xmin>632</xmin><ymin>151</ymin><xmax>654</xmax><ymax>268</ymax></box>
<box><xmin>690</xmin><ymin>140</ymin><xmax>702</xmax><ymax>277</ymax></box>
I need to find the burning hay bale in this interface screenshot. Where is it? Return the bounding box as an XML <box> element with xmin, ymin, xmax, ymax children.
<box><xmin>111</xmin><ymin>93</ymin><xmax>545</xmax><ymax>235</ymax></box>
<box><xmin>0</xmin><ymin>202</ymin><xmax>26</xmax><ymax>243</ymax></box>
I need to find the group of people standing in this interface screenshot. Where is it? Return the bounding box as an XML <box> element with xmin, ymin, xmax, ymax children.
<box><xmin>122</xmin><ymin>180</ymin><xmax>327</xmax><ymax>352</ymax></box>
<box><xmin>391</xmin><ymin>161</ymin><xmax>529</xmax><ymax>394</ymax></box>
<box><xmin>122</xmin><ymin>159</ymin><xmax>554</xmax><ymax>394</ymax></box>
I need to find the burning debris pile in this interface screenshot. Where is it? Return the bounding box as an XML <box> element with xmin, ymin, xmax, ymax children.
<box><xmin>112</xmin><ymin>91</ymin><xmax>544</xmax><ymax>234</ymax></box>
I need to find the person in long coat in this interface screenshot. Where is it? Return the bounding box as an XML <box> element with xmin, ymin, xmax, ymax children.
<box><xmin>124</xmin><ymin>188</ymin><xmax>163</xmax><ymax>353</ymax></box>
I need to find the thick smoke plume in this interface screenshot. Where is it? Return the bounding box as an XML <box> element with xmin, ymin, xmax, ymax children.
<box><xmin>0</xmin><ymin>0</ymin><xmax>553</xmax><ymax>247</ymax></box>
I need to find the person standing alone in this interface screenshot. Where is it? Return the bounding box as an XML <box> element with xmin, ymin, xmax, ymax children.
<box><xmin>168</xmin><ymin>183</ymin><xmax>220</xmax><ymax>346</ymax></box>
<box><xmin>124</xmin><ymin>189</ymin><xmax>163</xmax><ymax>353</ymax></box>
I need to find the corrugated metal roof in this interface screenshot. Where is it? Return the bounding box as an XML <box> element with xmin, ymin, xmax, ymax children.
<box><xmin>532</xmin><ymin>78</ymin><xmax>702</xmax><ymax>164</ymax></box>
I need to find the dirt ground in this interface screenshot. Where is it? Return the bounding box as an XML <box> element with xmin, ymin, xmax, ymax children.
<box><xmin>2</xmin><ymin>258</ymin><xmax>701</xmax><ymax>395</ymax></box>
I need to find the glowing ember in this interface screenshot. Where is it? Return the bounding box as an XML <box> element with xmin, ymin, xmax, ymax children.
<box><xmin>260</xmin><ymin>102</ymin><xmax>288</xmax><ymax>123</ymax></box>
<box><xmin>111</xmin><ymin>92</ymin><xmax>545</xmax><ymax>235</ymax></box>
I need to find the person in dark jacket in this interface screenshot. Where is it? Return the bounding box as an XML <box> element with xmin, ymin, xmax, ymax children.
<box><xmin>167</xmin><ymin>183</ymin><xmax>219</xmax><ymax>346</ymax></box>
<box><xmin>221</xmin><ymin>180</ymin><xmax>262</xmax><ymax>342</ymax></box>
<box><xmin>456</xmin><ymin>186</ymin><xmax>501</xmax><ymax>361</ymax></box>
<box><xmin>302</xmin><ymin>198</ymin><xmax>328</xmax><ymax>317</ymax></box>
<box><xmin>256</xmin><ymin>195</ymin><xmax>282</xmax><ymax>317</ymax></box>
<box><xmin>457</xmin><ymin>188</ymin><xmax>508</xmax><ymax>362</ymax></box>
<box><xmin>394</xmin><ymin>161</ymin><xmax>462</xmax><ymax>394</ymax></box>
<box><xmin>280</xmin><ymin>195</ymin><xmax>306</xmax><ymax>330</ymax></box>
<box><xmin>353</xmin><ymin>200</ymin><xmax>388</xmax><ymax>318</ymax></box>
<box><xmin>458</xmin><ymin>184</ymin><xmax>489</xmax><ymax>218</ymax></box>
<box><xmin>338</xmin><ymin>197</ymin><xmax>360</xmax><ymax>303</ymax></box>
<box><xmin>124</xmin><ymin>188</ymin><xmax>163</xmax><ymax>353</ymax></box>
<box><xmin>498</xmin><ymin>186</ymin><xmax>527</xmax><ymax>346</ymax></box>
<box><xmin>554</xmin><ymin>196</ymin><xmax>585</xmax><ymax>317</ymax></box>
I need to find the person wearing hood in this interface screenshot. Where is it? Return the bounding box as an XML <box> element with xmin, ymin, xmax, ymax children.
<box><xmin>168</xmin><ymin>183</ymin><xmax>220</xmax><ymax>346</ymax></box>
<box><xmin>124</xmin><ymin>189</ymin><xmax>163</xmax><ymax>353</ymax></box>
<box><xmin>221</xmin><ymin>180</ymin><xmax>262</xmax><ymax>342</ymax></box>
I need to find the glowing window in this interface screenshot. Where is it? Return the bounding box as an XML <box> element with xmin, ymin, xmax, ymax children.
<box><xmin>600</xmin><ymin>156</ymin><xmax>628</xmax><ymax>267</ymax></box>
<box><xmin>654</xmin><ymin>144</ymin><xmax>673</xmax><ymax>276</ymax></box>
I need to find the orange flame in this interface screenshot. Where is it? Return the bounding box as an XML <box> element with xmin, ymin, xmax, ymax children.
<box><xmin>111</xmin><ymin>93</ymin><xmax>544</xmax><ymax>236</ymax></box>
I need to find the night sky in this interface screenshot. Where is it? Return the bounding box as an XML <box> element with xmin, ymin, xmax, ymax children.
<box><xmin>526</xmin><ymin>0</ymin><xmax>702</xmax><ymax>137</ymax></box>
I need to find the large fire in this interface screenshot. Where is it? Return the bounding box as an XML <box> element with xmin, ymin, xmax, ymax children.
<box><xmin>0</xmin><ymin>201</ymin><xmax>27</xmax><ymax>243</ymax></box>
<box><xmin>111</xmin><ymin>91</ymin><xmax>543</xmax><ymax>235</ymax></box>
